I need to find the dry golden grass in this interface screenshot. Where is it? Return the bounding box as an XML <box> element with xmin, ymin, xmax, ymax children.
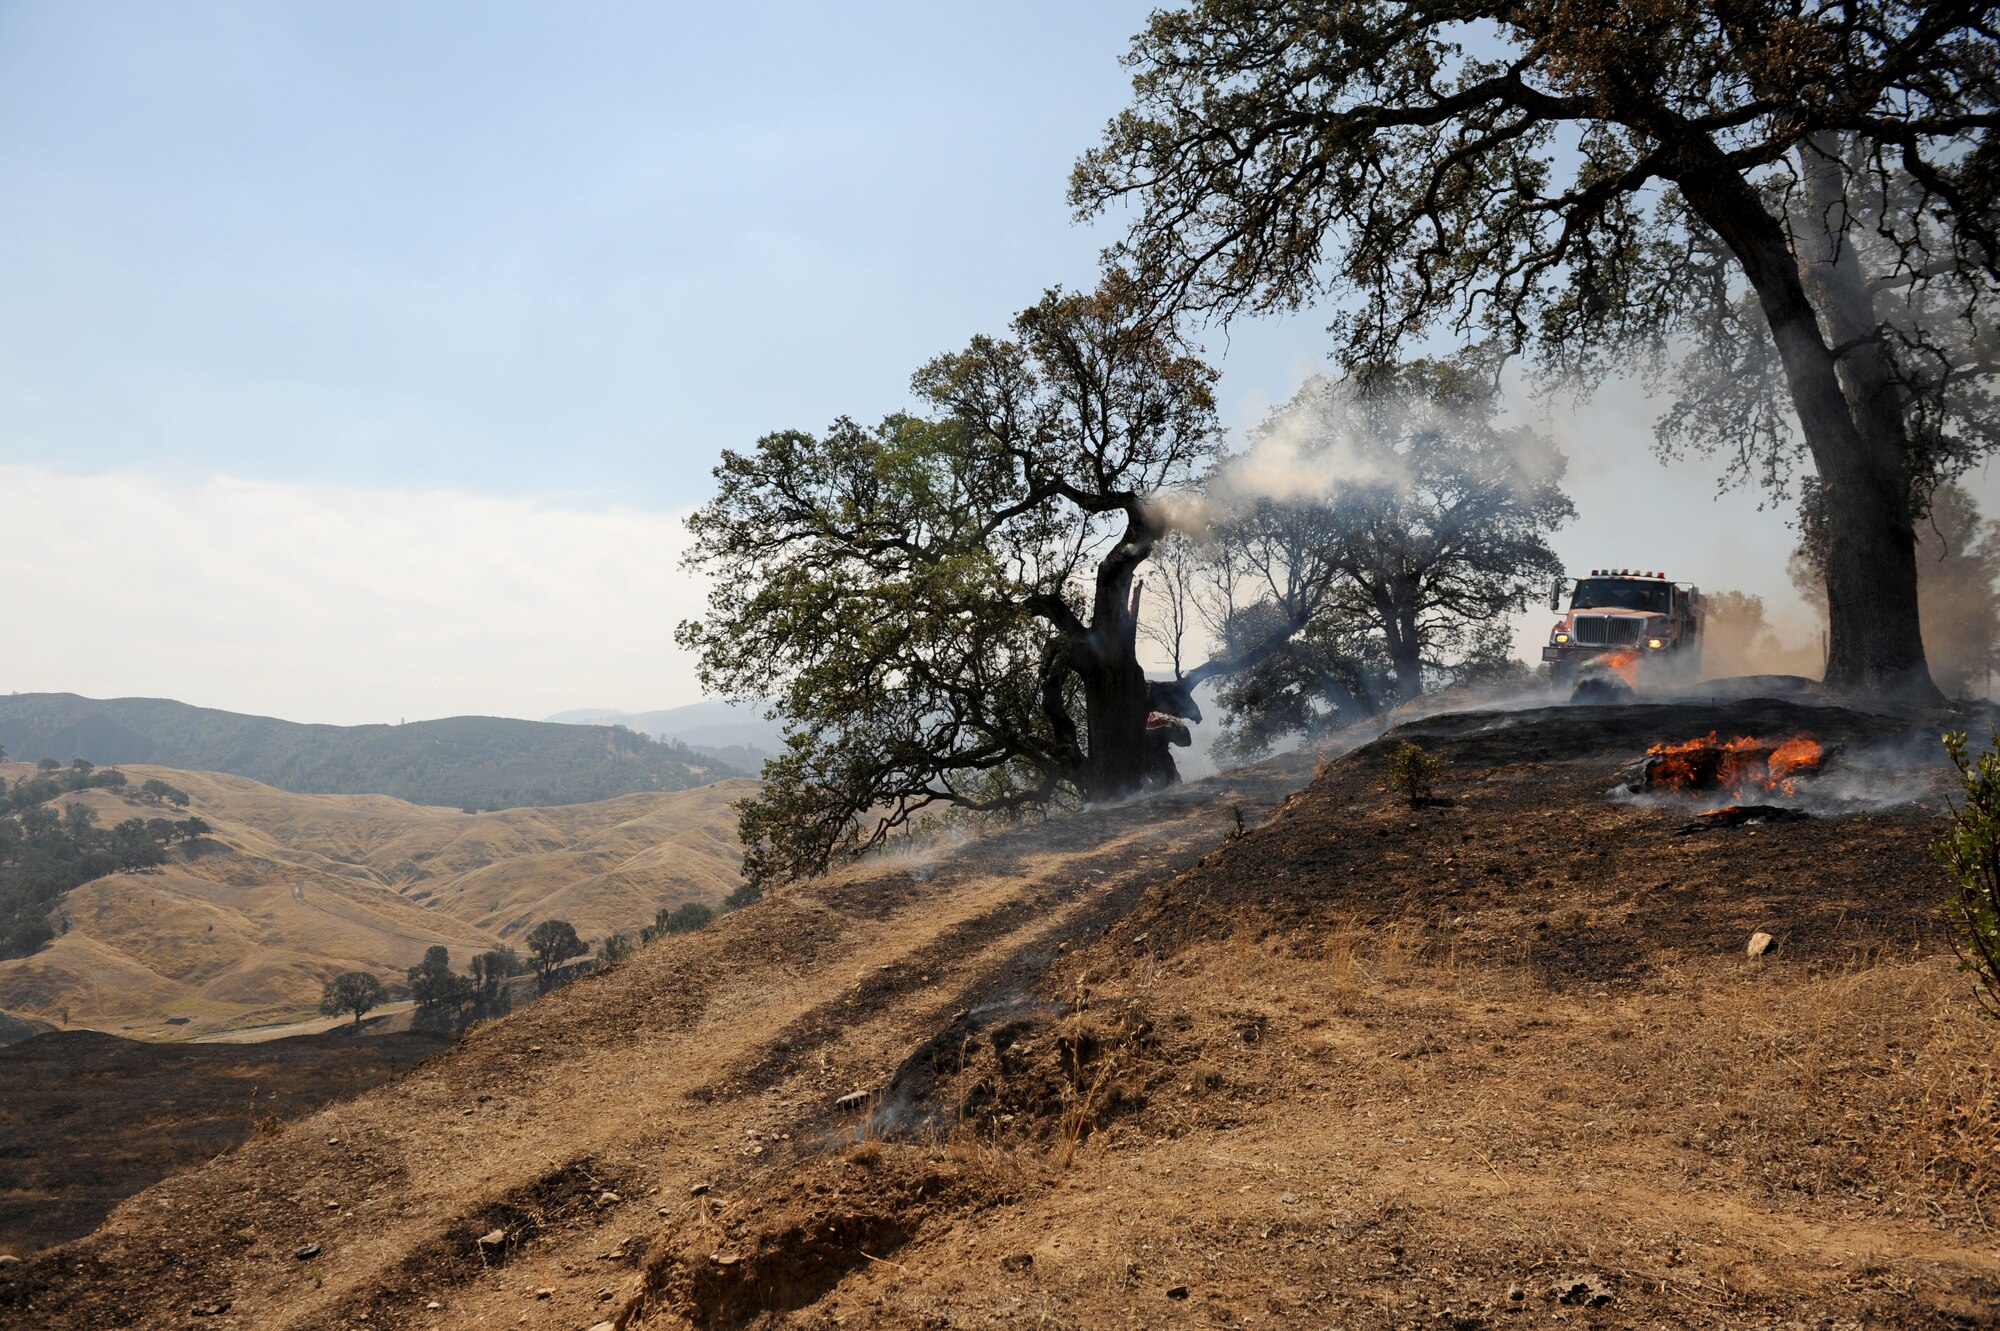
<box><xmin>10</xmin><ymin>700</ymin><xmax>2000</xmax><ymax>1329</ymax></box>
<box><xmin>0</xmin><ymin>762</ymin><xmax>750</xmax><ymax>1037</ymax></box>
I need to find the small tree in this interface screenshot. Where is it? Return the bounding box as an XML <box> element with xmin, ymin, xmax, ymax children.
<box><xmin>525</xmin><ymin>919</ymin><xmax>586</xmax><ymax>989</ymax></box>
<box><xmin>468</xmin><ymin>945</ymin><xmax>524</xmax><ymax>1008</ymax></box>
<box><xmin>1384</xmin><ymin>742</ymin><xmax>1443</xmax><ymax>809</ymax></box>
<box><xmin>1937</xmin><ymin>731</ymin><xmax>2000</xmax><ymax>1017</ymax></box>
<box><xmin>407</xmin><ymin>945</ymin><xmax>471</xmax><ymax>1019</ymax></box>
<box><xmin>598</xmin><ymin>932</ymin><xmax>634</xmax><ymax>966</ymax></box>
<box><xmin>319</xmin><ymin>971</ymin><xmax>385</xmax><ymax>1028</ymax></box>
<box><xmin>641</xmin><ymin>902</ymin><xmax>715</xmax><ymax>943</ymax></box>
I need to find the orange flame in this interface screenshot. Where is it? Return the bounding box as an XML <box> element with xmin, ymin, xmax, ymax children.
<box><xmin>1643</xmin><ymin>732</ymin><xmax>1827</xmax><ymax>799</ymax></box>
<box><xmin>1594</xmin><ymin>649</ymin><xmax>1644</xmax><ymax>687</ymax></box>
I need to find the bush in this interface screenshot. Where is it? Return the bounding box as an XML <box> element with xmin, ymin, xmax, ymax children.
<box><xmin>1936</xmin><ymin>731</ymin><xmax>2000</xmax><ymax>1017</ymax></box>
<box><xmin>641</xmin><ymin>901</ymin><xmax>715</xmax><ymax>943</ymax></box>
<box><xmin>1383</xmin><ymin>740</ymin><xmax>1442</xmax><ymax>807</ymax></box>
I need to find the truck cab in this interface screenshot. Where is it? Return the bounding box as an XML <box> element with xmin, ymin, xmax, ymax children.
<box><xmin>1542</xmin><ymin>568</ymin><xmax>1703</xmax><ymax>691</ymax></box>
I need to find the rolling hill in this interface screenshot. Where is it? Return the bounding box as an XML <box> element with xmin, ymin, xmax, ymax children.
<box><xmin>0</xmin><ymin>761</ymin><xmax>752</xmax><ymax>1038</ymax></box>
<box><xmin>0</xmin><ymin>693</ymin><xmax>739</xmax><ymax>810</ymax></box>
<box><xmin>5</xmin><ymin>695</ymin><xmax>1995</xmax><ymax>1327</ymax></box>
<box><xmin>543</xmin><ymin>700</ymin><xmax>786</xmax><ymax>769</ymax></box>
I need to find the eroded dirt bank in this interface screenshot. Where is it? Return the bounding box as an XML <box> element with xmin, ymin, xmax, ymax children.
<box><xmin>5</xmin><ymin>698</ymin><xmax>1998</xmax><ymax>1329</ymax></box>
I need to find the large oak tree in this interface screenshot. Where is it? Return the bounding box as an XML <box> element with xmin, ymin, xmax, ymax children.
<box><xmin>1073</xmin><ymin>0</ymin><xmax>2000</xmax><ymax>696</ymax></box>
<box><xmin>679</xmin><ymin>284</ymin><xmax>1319</xmax><ymax>887</ymax></box>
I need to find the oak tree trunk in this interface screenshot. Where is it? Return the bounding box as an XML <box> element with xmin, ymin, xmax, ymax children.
<box><xmin>1672</xmin><ymin>141</ymin><xmax>1937</xmax><ymax>698</ymax></box>
<box><xmin>1079</xmin><ymin>647</ymin><xmax>1152</xmax><ymax>800</ymax></box>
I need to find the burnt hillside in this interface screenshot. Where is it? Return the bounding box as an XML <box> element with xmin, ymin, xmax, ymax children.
<box><xmin>4</xmin><ymin>697</ymin><xmax>1997</xmax><ymax>1329</ymax></box>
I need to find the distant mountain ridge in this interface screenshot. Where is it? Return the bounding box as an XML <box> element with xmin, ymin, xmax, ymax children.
<box><xmin>0</xmin><ymin>693</ymin><xmax>740</xmax><ymax>810</ymax></box>
<box><xmin>545</xmin><ymin>701</ymin><xmax>785</xmax><ymax>769</ymax></box>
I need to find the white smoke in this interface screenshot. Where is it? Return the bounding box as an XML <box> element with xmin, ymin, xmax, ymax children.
<box><xmin>1209</xmin><ymin>374</ymin><xmax>1413</xmax><ymax>505</ymax></box>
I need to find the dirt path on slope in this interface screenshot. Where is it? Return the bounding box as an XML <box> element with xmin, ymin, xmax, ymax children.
<box><xmin>0</xmin><ymin>755</ymin><xmax>1314</xmax><ymax>1330</ymax></box>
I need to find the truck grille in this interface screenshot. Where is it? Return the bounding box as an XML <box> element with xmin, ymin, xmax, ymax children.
<box><xmin>1572</xmin><ymin>615</ymin><xmax>1645</xmax><ymax>647</ymax></box>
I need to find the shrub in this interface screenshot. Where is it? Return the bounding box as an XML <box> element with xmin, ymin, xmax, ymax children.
<box><xmin>1936</xmin><ymin>730</ymin><xmax>2000</xmax><ymax>1017</ymax></box>
<box><xmin>1383</xmin><ymin>740</ymin><xmax>1442</xmax><ymax>807</ymax></box>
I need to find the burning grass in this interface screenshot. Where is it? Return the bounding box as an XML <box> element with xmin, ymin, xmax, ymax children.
<box><xmin>1639</xmin><ymin>731</ymin><xmax>1832</xmax><ymax>800</ymax></box>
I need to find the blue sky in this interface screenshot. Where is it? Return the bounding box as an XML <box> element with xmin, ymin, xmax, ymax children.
<box><xmin>0</xmin><ymin>3</ymin><xmax>1927</xmax><ymax>724</ymax></box>
<box><xmin>0</xmin><ymin>1</ymin><xmax>1323</xmax><ymax>499</ymax></box>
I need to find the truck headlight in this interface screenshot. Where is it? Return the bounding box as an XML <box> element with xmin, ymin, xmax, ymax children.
<box><xmin>1647</xmin><ymin>637</ymin><xmax>1664</xmax><ymax>649</ymax></box>
<box><xmin>1554</xmin><ymin>632</ymin><xmax>1569</xmax><ymax>644</ymax></box>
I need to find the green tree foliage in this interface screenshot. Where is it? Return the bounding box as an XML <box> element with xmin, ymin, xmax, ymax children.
<box><xmin>597</xmin><ymin>932</ymin><xmax>634</xmax><ymax>966</ymax></box>
<box><xmin>0</xmin><ymin>769</ymin><xmax>205</xmax><ymax>959</ymax></box>
<box><xmin>1074</xmin><ymin>0</ymin><xmax>2000</xmax><ymax>695</ymax></box>
<box><xmin>1384</xmin><ymin>741</ymin><xmax>1443</xmax><ymax>808</ymax></box>
<box><xmin>641</xmin><ymin>902</ymin><xmax>714</xmax><ymax>943</ymax></box>
<box><xmin>524</xmin><ymin>919</ymin><xmax>586</xmax><ymax>989</ymax></box>
<box><xmin>137</xmin><ymin>778</ymin><xmax>191</xmax><ymax>808</ymax></box>
<box><xmin>406</xmin><ymin>945</ymin><xmax>473</xmax><ymax>1020</ymax></box>
<box><xmin>468</xmin><ymin>945</ymin><xmax>525</xmax><ymax>1008</ymax></box>
<box><xmin>1211</xmin><ymin>599</ymin><xmax>1392</xmax><ymax>762</ymax></box>
<box><xmin>1937</xmin><ymin>731</ymin><xmax>2000</xmax><ymax>1017</ymax></box>
<box><xmin>680</xmin><ymin>282</ymin><xmax>1328</xmax><ymax>888</ymax></box>
<box><xmin>720</xmin><ymin>880</ymin><xmax>763</xmax><ymax>912</ymax></box>
<box><xmin>318</xmin><ymin>971</ymin><xmax>385</xmax><ymax>1027</ymax></box>
<box><xmin>1191</xmin><ymin>362</ymin><xmax>1570</xmax><ymax>746</ymax></box>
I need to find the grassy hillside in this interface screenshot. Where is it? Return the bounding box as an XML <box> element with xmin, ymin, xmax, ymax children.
<box><xmin>0</xmin><ymin>693</ymin><xmax>739</xmax><ymax>810</ymax></box>
<box><xmin>5</xmin><ymin>697</ymin><xmax>1996</xmax><ymax>1327</ymax></box>
<box><xmin>0</xmin><ymin>762</ymin><xmax>752</xmax><ymax>1037</ymax></box>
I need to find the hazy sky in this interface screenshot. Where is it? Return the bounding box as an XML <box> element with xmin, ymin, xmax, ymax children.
<box><xmin>3</xmin><ymin>3</ymin><xmax>1988</xmax><ymax>725</ymax></box>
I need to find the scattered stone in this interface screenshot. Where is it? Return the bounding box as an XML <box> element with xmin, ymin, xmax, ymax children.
<box><xmin>1550</xmin><ymin>1275</ymin><xmax>1614</xmax><ymax>1307</ymax></box>
<box><xmin>295</xmin><ymin>1243</ymin><xmax>321</xmax><ymax>1260</ymax></box>
<box><xmin>688</xmin><ymin>1182</ymin><xmax>711</xmax><ymax>1198</ymax></box>
<box><xmin>534</xmin><ymin>1287</ymin><xmax>554</xmax><ymax>1299</ymax></box>
<box><xmin>530</xmin><ymin>1045</ymin><xmax>544</xmax><ymax>1054</ymax></box>
<box><xmin>594</xmin><ymin>1190</ymin><xmax>621</xmax><ymax>1208</ymax></box>
<box><xmin>713</xmin><ymin>1252</ymin><xmax>742</xmax><ymax>1267</ymax></box>
<box><xmin>1000</xmin><ymin>1253</ymin><xmax>1034</xmax><ymax>1272</ymax></box>
<box><xmin>0</xmin><ymin>1254</ymin><xmax>18</xmax><ymax>1266</ymax></box>
<box><xmin>426</xmin><ymin>1302</ymin><xmax>441</xmax><ymax>1311</ymax></box>
<box><xmin>834</xmin><ymin>1090</ymin><xmax>869</xmax><ymax>1109</ymax></box>
<box><xmin>478</xmin><ymin>1229</ymin><xmax>507</xmax><ymax>1248</ymax></box>
<box><xmin>588</xmin><ymin>1323</ymin><xmax>616</xmax><ymax>1331</ymax></box>
<box><xmin>1747</xmin><ymin>931</ymin><xmax>1775</xmax><ymax>958</ymax></box>
<box><xmin>189</xmin><ymin>1301</ymin><xmax>232</xmax><ymax>1317</ymax></box>
<box><xmin>1166</xmin><ymin>1285</ymin><xmax>1190</xmax><ymax>1300</ymax></box>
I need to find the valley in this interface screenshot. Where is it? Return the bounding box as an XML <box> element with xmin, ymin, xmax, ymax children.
<box><xmin>0</xmin><ymin>762</ymin><xmax>751</xmax><ymax>1038</ymax></box>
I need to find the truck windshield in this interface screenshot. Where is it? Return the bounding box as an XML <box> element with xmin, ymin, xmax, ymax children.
<box><xmin>1570</xmin><ymin>579</ymin><xmax>1670</xmax><ymax>613</ymax></box>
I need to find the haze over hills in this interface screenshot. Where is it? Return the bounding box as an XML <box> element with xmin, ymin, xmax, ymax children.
<box><xmin>0</xmin><ymin>693</ymin><xmax>738</xmax><ymax>810</ymax></box>
<box><xmin>545</xmin><ymin>700</ymin><xmax>786</xmax><ymax>772</ymax></box>
<box><xmin>0</xmin><ymin>761</ymin><xmax>752</xmax><ymax>1038</ymax></box>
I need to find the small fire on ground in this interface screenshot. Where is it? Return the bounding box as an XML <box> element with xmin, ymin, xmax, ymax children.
<box><xmin>1640</xmin><ymin>731</ymin><xmax>1829</xmax><ymax>798</ymax></box>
